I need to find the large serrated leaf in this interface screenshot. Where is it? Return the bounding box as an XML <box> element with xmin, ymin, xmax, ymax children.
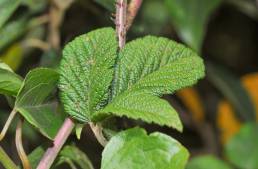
<box><xmin>0</xmin><ymin>61</ymin><xmax>22</xmax><ymax>96</ymax></box>
<box><xmin>0</xmin><ymin>0</ymin><xmax>21</xmax><ymax>29</ymax></box>
<box><xmin>15</xmin><ymin>68</ymin><xmax>63</xmax><ymax>139</ymax></box>
<box><xmin>59</xmin><ymin>28</ymin><xmax>117</xmax><ymax>123</ymax></box>
<box><xmin>101</xmin><ymin>128</ymin><xmax>189</xmax><ymax>169</ymax></box>
<box><xmin>165</xmin><ymin>0</ymin><xmax>221</xmax><ymax>52</ymax></box>
<box><xmin>93</xmin><ymin>91</ymin><xmax>183</xmax><ymax>131</ymax></box>
<box><xmin>96</xmin><ymin>36</ymin><xmax>205</xmax><ymax>131</ymax></box>
<box><xmin>112</xmin><ymin>36</ymin><xmax>205</xmax><ymax>98</ymax></box>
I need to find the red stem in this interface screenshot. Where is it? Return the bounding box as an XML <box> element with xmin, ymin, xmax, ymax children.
<box><xmin>116</xmin><ymin>0</ymin><xmax>127</xmax><ymax>49</ymax></box>
<box><xmin>36</xmin><ymin>118</ymin><xmax>75</xmax><ymax>169</ymax></box>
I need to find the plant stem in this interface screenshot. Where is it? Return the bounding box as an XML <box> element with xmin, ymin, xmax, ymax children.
<box><xmin>36</xmin><ymin>118</ymin><xmax>75</xmax><ymax>169</ymax></box>
<box><xmin>0</xmin><ymin>109</ymin><xmax>17</xmax><ymax>141</ymax></box>
<box><xmin>116</xmin><ymin>0</ymin><xmax>127</xmax><ymax>49</ymax></box>
<box><xmin>0</xmin><ymin>146</ymin><xmax>18</xmax><ymax>169</ymax></box>
<box><xmin>126</xmin><ymin>0</ymin><xmax>143</xmax><ymax>30</ymax></box>
<box><xmin>89</xmin><ymin>122</ymin><xmax>107</xmax><ymax>146</ymax></box>
<box><xmin>16</xmin><ymin>118</ymin><xmax>31</xmax><ymax>169</ymax></box>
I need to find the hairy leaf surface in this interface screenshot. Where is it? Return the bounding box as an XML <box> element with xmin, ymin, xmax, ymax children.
<box><xmin>59</xmin><ymin>28</ymin><xmax>117</xmax><ymax>122</ymax></box>
<box><xmin>101</xmin><ymin>128</ymin><xmax>189</xmax><ymax>169</ymax></box>
<box><xmin>15</xmin><ymin>68</ymin><xmax>63</xmax><ymax>139</ymax></box>
<box><xmin>95</xmin><ymin>36</ymin><xmax>205</xmax><ymax>130</ymax></box>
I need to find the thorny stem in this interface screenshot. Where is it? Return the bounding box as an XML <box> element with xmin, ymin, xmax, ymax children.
<box><xmin>15</xmin><ymin>118</ymin><xmax>31</xmax><ymax>169</ymax></box>
<box><xmin>126</xmin><ymin>0</ymin><xmax>143</xmax><ymax>30</ymax></box>
<box><xmin>36</xmin><ymin>118</ymin><xmax>75</xmax><ymax>169</ymax></box>
<box><xmin>116</xmin><ymin>0</ymin><xmax>127</xmax><ymax>49</ymax></box>
<box><xmin>0</xmin><ymin>109</ymin><xmax>17</xmax><ymax>141</ymax></box>
<box><xmin>0</xmin><ymin>146</ymin><xmax>18</xmax><ymax>169</ymax></box>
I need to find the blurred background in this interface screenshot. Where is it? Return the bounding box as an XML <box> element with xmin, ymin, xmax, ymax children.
<box><xmin>0</xmin><ymin>0</ymin><xmax>258</xmax><ymax>168</ymax></box>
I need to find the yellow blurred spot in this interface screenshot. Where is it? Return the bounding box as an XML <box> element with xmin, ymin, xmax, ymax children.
<box><xmin>217</xmin><ymin>73</ymin><xmax>258</xmax><ymax>144</ymax></box>
<box><xmin>177</xmin><ymin>87</ymin><xmax>205</xmax><ymax>123</ymax></box>
<box><xmin>0</xmin><ymin>44</ymin><xmax>24</xmax><ymax>71</ymax></box>
<box><xmin>217</xmin><ymin>101</ymin><xmax>241</xmax><ymax>144</ymax></box>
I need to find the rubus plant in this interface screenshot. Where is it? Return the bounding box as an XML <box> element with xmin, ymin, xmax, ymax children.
<box><xmin>0</xmin><ymin>0</ymin><xmax>205</xmax><ymax>169</ymax></box>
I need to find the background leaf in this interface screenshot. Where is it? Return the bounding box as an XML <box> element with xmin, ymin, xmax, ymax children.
<box><xmin>15</xmin><ymin>68</ymin><xmax>63</xmax><ymax>139</ymax></box>
<box><xmin>207</xmin><ymin>62</ymin><xmax>256</xmax><ymax>121</ymax></box>
<box><xmin>165</xmin><ymin>0</ymin><xmax>221</xmax><ymax>52</ymax></box>
<box><xmin>56</xmin><ymin>145</ymin><xmax>94</xmax><ymax>169</ymax></box>
<box><xmin>225</xmin><ymin>123</ymin><xmax>258</xmax><ymax>169</ymax></box>
<box><xmin>0</xmin><ymin>62</ymin><xmax>22</xmax><ymax>96</ymax></box>
<box><xmin>186</xmin><ymin>155</ymin><xmax>232</xmax><ymax>169</ymax></box>
<box><xmin>94</xmin><ymin>0</ymin><xmax>115</xmax><ymax>11</ymax></box>
<box><xmin>101</xmin><ymin>128</ymin><xmax>189</xmax><ymax>169</ymax></box>
<box><xmin>59</xmin><ymin>27</ymin><xmax>117</xmax><ymax>123</ymax></box>
<box><xmin>0</xmin><ymin>0</ymin><xmax>21</xmax><ymax>29</ymax></box>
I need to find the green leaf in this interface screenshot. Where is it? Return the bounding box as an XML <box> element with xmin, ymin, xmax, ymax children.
<box><xmin>225</xmin><ymin>123</ymin><xmax>258</xmax><ymax>169</ymax></box>
<box><xmin>0</xmin><ymin>61</ymin><xmax>23</xmax><ymax>96</ymax></box>
<box><xmin>57</xmin><ymin>145</ymin><xmax>94</xmax><ymax>169</ymax></box>
<box><xmin>0</xmin><ymin>0</ymin><xmax>21</xmax><ymax>29</ymax></box>
<box><xmin>207</xmin><ymin>63</ymin><xmax>256</xmax><ymax>121</ymax></box>
<box><xmin>94</xmin><ymin>36</ymin><xmax>205</xmax><ymax>131</ymax></box>
<box><xmin>186</xmin><ymin>155</ymin><xmax>232</xmax><ymax>169</ymax></box>
<box><xmin>59</xmin><ymin>27</ymin><xmax>117</xmax><ymax>123</ymax></box>
<box><xmin>0</xmin><ymin>16</ymin><xmax>28</xmax><ymax>51</ymax></box>
<box><xmin>15</xmin><ymin>68</ymin><xmax>63</xmax><ymax>139</ymax></box>
<box><xmin>101</xmin><ymin>128</ymin><xmax>189</xmax><ymax>169</ymax></box>
<box><xmin>165</xmin><ymin>0</ymin><xmax>221</xmax><ymax>52</ymax></box>
<box><xmin>93</xmin><ymin>91</ymin><xmax>183</xmax><ymax>131</ymax></box>
<box><xmin>28</xmin><ymin>146</ymin><xmax>44</xmax><ymax>169</ymax></box>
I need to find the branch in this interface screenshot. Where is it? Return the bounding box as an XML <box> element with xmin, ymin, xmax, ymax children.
<box><xmin>116</xmin><ymin>0</ymin><xmax>127</xmax><ymax>49</ymax></box>
<box><xmin>0</xmin><ymin>109</ymin><xmax>17</xmax><ymax>141</ymax></box>
<box><xmin>126</xmin><ymin>0</ymin><xmax>143</xmax><ymax>30</ymax></box>
<box><xmin>15</xmin><ymin>118</ymin><xmax>31</xmax><ymax>169</ymax></box>
<box><xmin>36</xmin><ymin>118</ymin><xmax>75</xmax><ymax>169</ymax></box>
<box><xmin>0</xmin><ymin>146</ymin><xmax>18</xmax><ymax>169</ymax></box>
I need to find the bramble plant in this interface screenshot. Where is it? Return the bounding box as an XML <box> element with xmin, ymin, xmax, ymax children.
<box><xmin>0</xmin><ymin>0</ymin><xmax>206</xmax><ymax>169</ymax></box>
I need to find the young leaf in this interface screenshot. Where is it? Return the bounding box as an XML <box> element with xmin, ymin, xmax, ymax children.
<box><xmin>15</xmin><ymin>68</ymin><xmax>63</xmax><ymax>139</ymax></box>
<box><xmin>0</xmin><ymin>0</ymin><xmax>21</xmax><ymax>29</ymax></box>
<box><xmin>59</xmin><ymin>27</ymin><xmax>117</xmax><ymax>123</ymax></box>
<box><xmin>165</xmin><ymin>0</ymin><xmax>221</xmax><ymax>52</ymax></box>
<box><xmin>95</xmin><ymin>36</ymin><xmax>205</xmax><ymax>131</ymax></box>
<box><xmin>186</xmin><ymin>155</ymin><xmax>232</xmax><ymax>169</ymax></box>
<box><xmin>101</xmin><ymin>128</ymin><xmax>189</xmax><ymax>169</ymax></box>
<box><xmin>207</xmin><ymin>62</ymin><xmax>256</xmax><ymax>121</ymax></box>
<box><xmin>225</xmin><ymin>123</ymin><xmax>258</xmax><ymax>169</ymax></box>
<box><xmin>0</xmin><ymin>62</ymin><xmax>22</xmax><ymax>96</ymax></box>
<box><xmin>56</xmin><ymin>145</ymin><xmax>94</xmax><ymax>169</ymax></box>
